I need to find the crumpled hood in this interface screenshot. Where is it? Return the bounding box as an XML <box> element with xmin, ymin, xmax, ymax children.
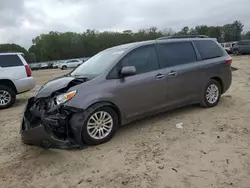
<box><xmin>36</xmin><ymin>76</ymin><xmax>76</xmax><ymax>98</ymax></box>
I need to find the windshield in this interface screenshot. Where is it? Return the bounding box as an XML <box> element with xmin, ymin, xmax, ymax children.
<box><xmin>71</xmin><ymin>49</ymin><xmax>125</xmax><ymax>77</ymax></box>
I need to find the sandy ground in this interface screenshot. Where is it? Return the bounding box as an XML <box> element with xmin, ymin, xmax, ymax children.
<box><xmin>0</xmin><ymin>56</ymin><xmax>250</xmax><ymax>188</ymax></box>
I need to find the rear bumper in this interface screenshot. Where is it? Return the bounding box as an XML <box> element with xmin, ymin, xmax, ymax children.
<box><xmin>224</xmin><ymin>66</ymin><xmax>232</xmax><ymax>93</ymax></box>
<box><xmin>14</xmin><ymin>77</ymin><xmax>36</xmax><ymax>94</ymax></box>
<box><xmin>20</xmin><ymin>97</ymin><xmax>83</xmax><ymax>149</ymax></box>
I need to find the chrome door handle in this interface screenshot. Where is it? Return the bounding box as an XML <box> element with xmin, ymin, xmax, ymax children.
<box><xmin>168</xmin><ymin>71</ymin><xmax>177</xmax><ymax>76</ymax></box>
<box><xmin>155</xmin><ymin>74</ymin><xmax>165</xmax><ymax>80</ymax></box>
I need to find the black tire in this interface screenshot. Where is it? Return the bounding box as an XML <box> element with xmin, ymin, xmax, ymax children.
<box><xmin>0</xmin><ymin>85</ymin><xmax>16</xmax><ymax>109</ymax></box>
<box><xmin>81</xmin><ymin>106</ymin><xmax>118</xmax><ymax>145</ymax></box>
<box><xmin>233</xmin><ymin>50</ymin><xmax>240</xmax><ymax>56</ymax></box>
<box><xmin>200</xmin><ymin>79</ymin><xmax>221</xmax><ymax>108</ymax></box>
<box><xmin>62</xmin><ymin>66</ymin><xmax>67</xmax><ymax>70</ymax></box>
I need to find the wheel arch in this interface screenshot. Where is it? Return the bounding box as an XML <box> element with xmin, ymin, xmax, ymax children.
<box><xmin>0</xmin><ymin>79</ymin><xmax>17</xmax><ymax>93</ymax></box>
<box><xmin>69</xmin><ymin>100</ymin><xmax>123</xmax><ymax>146</ymax></box>
<box><xmin>61</xmin><ymin>65</ymin><xmax>67</xmax><ymax>69</ymax></box>
<box><xmin>86</xmin><ymin>101</ymin><xmax>123</xmax><ymax>126</ymax></box>
<box><xmin>210</xmin><ymin>76</ymin><xmax>224</xmax><ymax>93</ymax></box>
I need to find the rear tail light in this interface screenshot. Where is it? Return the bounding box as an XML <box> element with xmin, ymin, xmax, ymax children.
<box><xmin>25</xmin><ymin>65</ymin><xmax>32</xmax><ymax>77</ymax></box>
<box><xmin>226</xmin><ymin>58</ymin><xmax>232</xmax><ymax>65</ymax></box>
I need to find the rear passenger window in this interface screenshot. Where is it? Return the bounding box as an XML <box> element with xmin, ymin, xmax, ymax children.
<box><xmin>0</xmin><ymin>55</ymin><xmax>23</xmax><ymax>67</ymax></box>
<box><xmin>239</xmin><ymin>41</ymin><xmax>250</xmax><ymax>45</ymax></box>
<box><xmin>193</xmin><ymin>40</ymin><xmax>223</xmax><ymax>60</ymax></box>
<box><xmin>157</xmin><ymin>42</ymin><xmax>197</xmax><ymax>68</ymax></box>
<box><xmin>120</xmin><ymin>45</ymin><xmax>159</xmax><ymax>75</ymax></box>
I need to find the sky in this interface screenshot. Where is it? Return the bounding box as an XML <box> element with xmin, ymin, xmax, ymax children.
<box><xmin>0</xmin><ymin>0</ymin><xmax>250</xmax><ymax>49</ymax></box>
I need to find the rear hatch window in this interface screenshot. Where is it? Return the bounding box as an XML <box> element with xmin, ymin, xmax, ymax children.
<box><xmin>0</xmin><ymin>55</ymin><xmax>23</xmax><ymax>67</ymax></box>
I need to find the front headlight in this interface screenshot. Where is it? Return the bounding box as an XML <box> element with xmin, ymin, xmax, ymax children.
<box><xmin>56</xmin><ymin>90</ymin><xmax>77</xmax><ymax>105</ymax></box>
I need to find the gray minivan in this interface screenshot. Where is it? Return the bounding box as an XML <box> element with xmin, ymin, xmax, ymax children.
<box><xmin>21</xmin><ymin>37</ymin><xmax>232</xmax><ymax>149</ymax></box>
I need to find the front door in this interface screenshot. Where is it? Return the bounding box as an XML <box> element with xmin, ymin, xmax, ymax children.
<box><xmin>67</xmin><ymin>60</ymin><xmax>78</xmax><ymax>68</ymax></box>
<box><xmin>113</xmin><ymin>45</ymin><xmax>168</xmax><ymax>120</ymax></box>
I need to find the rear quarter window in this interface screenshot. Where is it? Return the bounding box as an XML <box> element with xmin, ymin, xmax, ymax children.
<box><xmin>0</xmin><ymin>55</ymin><xmax>23</xmax><ymax>67</ymax></box>
<box><xmin>193</xmin><ymin>40</ymin><xmax>224</xmax><ymax>60</ymax></box>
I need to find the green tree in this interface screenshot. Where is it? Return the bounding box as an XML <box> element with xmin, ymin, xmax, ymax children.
<box><xmin>195</xmin><ymin>25</ymin><xmax>209</xmax><ymax>35</ymax></box>
<box><xmin>242</xmin><ymin>31</ymin><xmax>250</xmax><ymax>40</ymax></box>
<box><xmin>16</xmin><ymin>20</ymin><xmax>245</xmax><ymax>62</ymax></box>
<box><xmin>208</xmin><ymin>26</ymin><xmax>222</xmax><ymax>41</ymax></box>
<box><xmin>0</xmin><ymin>43</ymin><xmax>33</xmax><ymax>63</ymax></box>
<box><xmin>222</xmin><ymin>21</ymin><xmax>244</xmax><ymax>42</ymax></box>
<box><xmin>176</xmin><ymin>26</ymin><xmax>189</xmax><ymax>35</ymax></box>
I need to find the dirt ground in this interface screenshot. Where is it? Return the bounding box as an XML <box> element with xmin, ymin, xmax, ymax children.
<box><xmin>0</xmin><ymin>56</ymin><xmax>250</xmax><ymax>188</ymax></box>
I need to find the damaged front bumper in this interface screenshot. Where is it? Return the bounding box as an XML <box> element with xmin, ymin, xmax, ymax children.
<box><xmin>20</xmin><ymin>97</ymin><xmax>84</xmax><ymax>149</ymax></box>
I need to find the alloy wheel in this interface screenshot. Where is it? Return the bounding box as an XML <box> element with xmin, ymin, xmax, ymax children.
<box><xmin>206</xmin><ymin>84</ymin><xmax>219</xmax><ymax>104</ymax></box>
<box><xmin>87</xmin><ymin>111</ymin><xmax>113</xmax><ymax>140</ymax></box>
<box><xmin>0</xmin><ymin>90</ymin><xmax>11</xmax><ymax>106</ymax></box>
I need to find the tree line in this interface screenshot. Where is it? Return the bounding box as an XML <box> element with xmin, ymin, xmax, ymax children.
<box><xmin>1</xmin><ymin>20</ymin><xmax>250</xmax><ymax>63</ymax></box>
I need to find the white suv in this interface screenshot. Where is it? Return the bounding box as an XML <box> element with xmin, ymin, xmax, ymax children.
<box><xmin>0</xmin><ymin>53</ymin><xmax>36</xmax><ymax>109</ymax></box>
<box><xmin>58</xmin><ymin>59</ymin><xmax>83</xmax><ymax>70</ymax></box>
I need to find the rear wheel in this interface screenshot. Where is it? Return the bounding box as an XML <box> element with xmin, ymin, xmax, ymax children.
<box><xmin>0</xmin><ymin>85</ymin><xmax>16</xmax><ymax>109</ymax></box>
<box><xmin>200</xmin><ymin>79</ymin><xmax>221</xmax><ymax>108</ymax></box>
<box><xmin>81</xmin><ymin>106</ymin><xmax>118</xmax><ymax>145</ymax></box>
<box><xmin>233</xmin><ymin>49</ymin><xmax>240</xmax><ymax>55</ymax></box>
<box><xmin>62</xmin><ymin>66</ymin><xmax>67</xmax><ymax>70</ymax></box>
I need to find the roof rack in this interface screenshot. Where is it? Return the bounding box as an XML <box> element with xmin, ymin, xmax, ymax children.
<box><xmin>0</xmin><ymin>52</ymin><xmax>24</xmax><ymax>55</ymax></box>
<box><xmin>157</xmin><ymin>35</ymin><xmax>209</xmax><ymax>40</ymax></box>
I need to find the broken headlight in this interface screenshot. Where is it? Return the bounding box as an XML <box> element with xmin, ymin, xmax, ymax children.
<box><xmin>56</xmin><ymin>90</ymin><xmax>77</xmax><ymax>105</ymax></box>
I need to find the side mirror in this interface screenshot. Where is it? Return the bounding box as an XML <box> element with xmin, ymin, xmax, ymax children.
<box><xmin>120</xmin><ymin>66</ymin><xmax>136</xmax><ymax>77</ymax></box>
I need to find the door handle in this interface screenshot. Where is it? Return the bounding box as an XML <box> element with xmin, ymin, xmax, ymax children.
<box><xmin>168</xmin><ymin>71</ymin><xmax>177</xmax><ymax>76</ymax></box>
<box><xmin>155</xmin><ymin>73</ymin><xmax>165</xmax><ymax>80</ymax></box>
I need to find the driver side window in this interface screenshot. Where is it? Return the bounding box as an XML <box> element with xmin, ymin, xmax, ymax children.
<box><xmin>121</xmin><ymin>45</ymin><xmax>159</xmax><ymax>74</ymax></box>
<box><xmin>108</xmin><ymin>45</ymin><xmax>159</xmax><ymax>79</ymax></box>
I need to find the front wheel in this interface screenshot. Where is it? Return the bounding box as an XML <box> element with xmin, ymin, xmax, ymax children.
<box><xmin>200</xmin><ymin>79</ymin><xmax>221</xmax><ymax>108</ymax></box>
<box><xmin>81</xmin><ymin>106</ymin><xmax>118</xmax><ymax>145</ymax></box>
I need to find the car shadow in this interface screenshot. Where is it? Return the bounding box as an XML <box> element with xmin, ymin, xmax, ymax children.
<box><xmin>14</xmin><ymin>97</ymin><xmax>28</xmax><ymax>107</ymax></box>
<box><xmin>117</xmin><ymin>95</ymin><xmax>233</xmax><ymax>135</ymax></box>
<box><xmin>231</xmin><ymin>66</ymin><xmax>238</xmax><ymax>71</ymax></box>
<box><xmin>118</xmin><ymin>104</ymin><xmax>200</xmax><ymax>134</ymax></box>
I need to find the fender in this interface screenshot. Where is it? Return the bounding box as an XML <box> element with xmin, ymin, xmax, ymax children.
<box><xmin>65</xmin><ymin>92</ymin><xmax>127</xmax><ymax>124</ymax></box>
